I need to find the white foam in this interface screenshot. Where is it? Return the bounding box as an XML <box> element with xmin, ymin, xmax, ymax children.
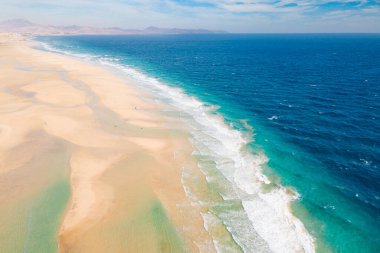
<box><xmin>242</xmin><ymin>189</ymin><xmax>314</xmax><ymax>253</ymax></box>
<box><xmin>268</xmin><ymin>115</ymin><xmax>279</xmax><ymax>120</ymax></box>
<box><xmin>113</xmin><ymin>63</ymin><xmax>316</xmax><ymax>253</ymax></box>
<box><xmin>200</xmin><ymin>212</ymin><xmax>225</xmax><ymax>253</ymax></box>
<box><xmin>38</xmin><ymin>42</ymin><xmax>98</xmax><ymax>61</ymax></box>
<box><xmin>40</xmin><ymin>41</ymin><xmax>316</xmax><ymax>253</ymax></box>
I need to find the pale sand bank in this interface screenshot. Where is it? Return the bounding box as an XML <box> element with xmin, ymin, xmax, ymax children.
<box><xmin>0</xmin><ymin>33</ymin><xmax>214</xmax><ymax>252</ymax></box>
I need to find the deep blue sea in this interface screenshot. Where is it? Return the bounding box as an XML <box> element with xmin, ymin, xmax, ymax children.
<box><xmin>38</xmin><ymin>34</ymin><xmax>380</xmax><ymax>253</ymax></box>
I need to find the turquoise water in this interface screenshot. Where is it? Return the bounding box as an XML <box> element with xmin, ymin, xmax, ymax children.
<box><xmin>38</xmin><ymin>34</ymin><xmax>380</xmax><ymax>253</ymax></box>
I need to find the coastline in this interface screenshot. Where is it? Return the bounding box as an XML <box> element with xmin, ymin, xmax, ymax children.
<box><xmin>0</xmin><ymin>33</ymin><xmax>316</xmax><ymax>253</ymax></box>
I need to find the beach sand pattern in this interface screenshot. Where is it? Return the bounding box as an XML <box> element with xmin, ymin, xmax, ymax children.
<box><xmin>0</xmin><ymin>33</ymin><xmax>212</xmax><ymax>253</ymax></box>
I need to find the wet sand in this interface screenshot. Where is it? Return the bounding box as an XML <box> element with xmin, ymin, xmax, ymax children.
<box><xmin>0</xmin><ymin>33</ymin><xmax>213</xmax><ymax>253</ymax></box>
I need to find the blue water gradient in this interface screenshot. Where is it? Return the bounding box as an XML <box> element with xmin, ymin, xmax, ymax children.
<box><xmin>38</xmin><ymin>34</ymin><xmax>380</xmax><ymax>252</ymax></box>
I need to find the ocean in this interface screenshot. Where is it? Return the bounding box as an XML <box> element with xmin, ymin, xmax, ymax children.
<box><xmin>37</xmin><ymin>34</ymin><xmax>380</xmax><ymax>253</ymax></box>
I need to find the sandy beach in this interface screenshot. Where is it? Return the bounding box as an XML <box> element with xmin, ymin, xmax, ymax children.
<box><xmin>0</xmin><ymin>33</ymin><xmax>213</xmax><ymax>253</ymax></box>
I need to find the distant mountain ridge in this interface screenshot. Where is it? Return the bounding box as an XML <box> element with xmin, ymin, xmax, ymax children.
<box><xmin>0</xmin><ymin>19</ymin><xmax>226</xmax><ymax>35</ymax></box>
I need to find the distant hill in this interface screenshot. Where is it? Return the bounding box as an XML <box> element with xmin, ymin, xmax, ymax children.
<box><xmin>0</xmin><ymin>19</ymin><xmax>226</xmax><ymax>35</ymax></box>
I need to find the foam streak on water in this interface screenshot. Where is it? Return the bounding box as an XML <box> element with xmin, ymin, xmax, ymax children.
<box><xmin>40</xmin><ymin>43</ymin><xmax>315</xmax><ymax>253</ymax></box>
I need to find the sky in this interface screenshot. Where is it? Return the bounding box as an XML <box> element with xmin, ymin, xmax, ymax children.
<box><xmin>0</xmin><ymin>0</ymin><xmax>379</xmax><ymax>33</ymax></box>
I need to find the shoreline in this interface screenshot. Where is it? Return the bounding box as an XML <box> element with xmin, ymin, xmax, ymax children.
<box><xmin>43</xmin><ymin>37</ymin><xmax>315</xmax><ymax>252</ymax></box>
<box><xmin>0</xmin><ymin>33</ymin><xmax>316</xmax><ymax>253</ymax></box>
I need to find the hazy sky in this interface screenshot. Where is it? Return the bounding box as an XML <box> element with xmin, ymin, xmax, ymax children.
<box><xmin>1</xmin><ymin>0</ymin><xmax>379</xmax><ymax>32</ymax></box>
